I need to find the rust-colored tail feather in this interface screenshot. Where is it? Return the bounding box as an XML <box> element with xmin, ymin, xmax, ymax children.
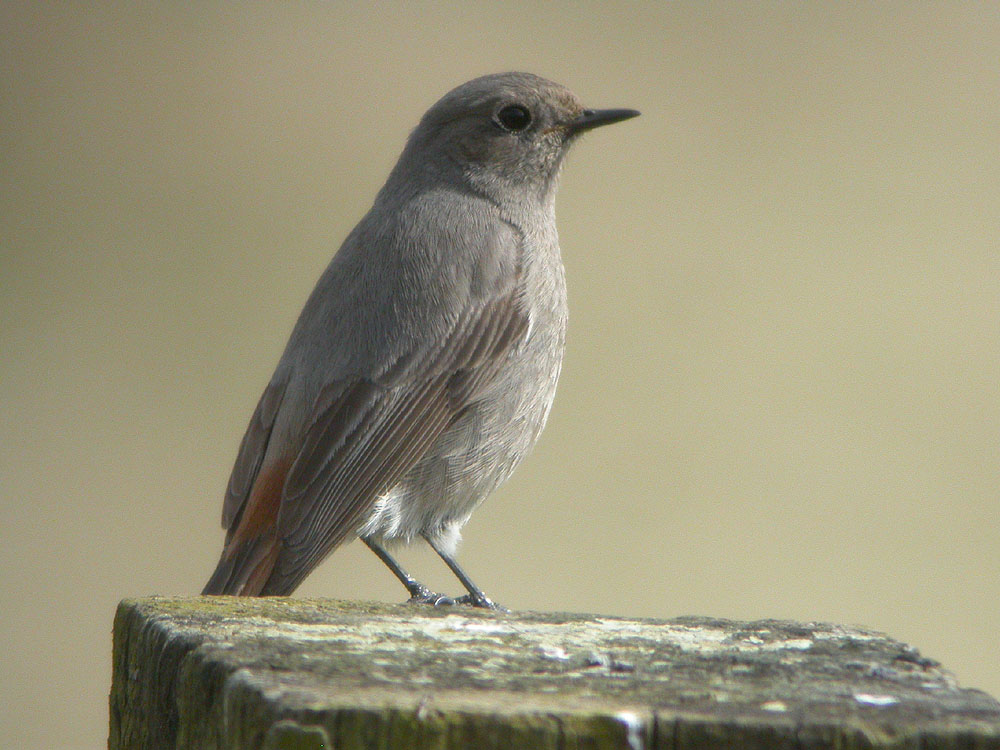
<box><xmin>202</xmin><ymin>533</ymin><xmax>282</xmax><ymax>595</ymax></box>
<box><xmin>203</xmin><ymin>456</ymin><xmax>291</xmax><ymax>595</ymax></box>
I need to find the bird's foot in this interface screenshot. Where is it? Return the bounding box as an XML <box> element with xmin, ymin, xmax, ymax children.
<box><xmin>455</xmin><ymin>592</ymin><xmax>509</xmax><ymax>612</ymax></box>
<box><xmin>406</xmin><ymin>584</ymin><xmax>456</xmax><ymax>607</ymax></box>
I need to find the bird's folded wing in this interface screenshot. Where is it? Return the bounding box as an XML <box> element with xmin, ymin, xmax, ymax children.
<box><xmin>266</xmin><ymin>289</ymin><xmax>530</xmax><ymax>591</ymax></box>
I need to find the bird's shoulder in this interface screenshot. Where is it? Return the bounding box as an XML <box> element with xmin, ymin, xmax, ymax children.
<box><xmin>281</xmin><ymin>188</ymin><xmax>529</xmax><ymax>384</ymax></box>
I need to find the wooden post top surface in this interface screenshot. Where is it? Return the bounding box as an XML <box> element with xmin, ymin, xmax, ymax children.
<box><xmin>109</xmin><ymin>596</ymin><xmax>1000</xmax><ymax>749</ymax></box>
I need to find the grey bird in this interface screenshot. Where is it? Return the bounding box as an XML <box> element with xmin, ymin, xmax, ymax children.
<box><xmin>202</xmin><ymin>72</ymin><xmax>638</xmax><ymax>607</ymax></box>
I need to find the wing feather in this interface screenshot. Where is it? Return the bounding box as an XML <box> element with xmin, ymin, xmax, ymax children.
<box><xmin>262</xmin><ymin>291</ymin><xmax>529</xmax><ymax>593</ymax></box>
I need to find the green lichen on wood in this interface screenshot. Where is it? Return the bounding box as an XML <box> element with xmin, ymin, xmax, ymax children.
<box><xmin>108</xmin><ymin>597</ymin><xmax>1000</xmax><ymax>749</ymax></box>
<box><xmin>261</xmin><ymin>720</ymin><xmax>330</xmax><ymax>750</ymax></box>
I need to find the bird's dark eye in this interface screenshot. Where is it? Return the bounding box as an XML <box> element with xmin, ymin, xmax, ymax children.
<box><xmin>494</xmin><ymin>105</ymin><xmax>532</xmax><ymax>132</ymax></box>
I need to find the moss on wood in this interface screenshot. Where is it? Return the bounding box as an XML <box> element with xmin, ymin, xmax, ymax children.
<box><xmin>109</xmin><ymin>597</ymin><xmax>1000</xmax><ymax>749</ymax></box>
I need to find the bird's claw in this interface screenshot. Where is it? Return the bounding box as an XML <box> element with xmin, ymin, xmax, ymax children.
<box><xmin>455</xmin><ymin>593</ymin><xmax>509</xmax><ymax>612</ymax></box>
<box><xmin>406</xmin><ymin>586</ymin><xmax>456</xmax><ymax>607</ymax></box>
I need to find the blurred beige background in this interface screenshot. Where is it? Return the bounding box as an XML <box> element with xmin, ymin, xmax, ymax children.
<box><xmin>2</xmin><ymin>3</ymin><xmax>998</xmax><ymax>747</ymax></box>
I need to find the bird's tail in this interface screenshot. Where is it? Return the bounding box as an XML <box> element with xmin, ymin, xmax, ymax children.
<box><xmin>201</xmin><ymin>533</ymin><xmax>282</xmax><ymax>596</ymax></box>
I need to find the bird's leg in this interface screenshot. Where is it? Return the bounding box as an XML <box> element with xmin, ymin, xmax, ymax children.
<box><xmin>423</xmin><ymin>533</ymin><xmax>508</xmax><ymax>612</ymax></box>
<box><xmin>362</xmin><ymin>536</ymin><xmax>455</xmax><ymax>606</ymax></box>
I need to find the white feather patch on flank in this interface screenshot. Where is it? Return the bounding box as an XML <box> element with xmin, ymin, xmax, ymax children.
<box><xmin>431</xmin><ymin>522</ymin><xmax>463</xmax><ymax>557</ymax></box>
<box><xmin>358</xmin><ymin>489</ymin><xmax>403</xmax><ymax>539</ymax></box>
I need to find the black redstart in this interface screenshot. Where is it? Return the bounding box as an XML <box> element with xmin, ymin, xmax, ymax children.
<box><xmin>203</xmin><ymin>72</ymin><xmax>638</xmax><ymax>608</ymax></box>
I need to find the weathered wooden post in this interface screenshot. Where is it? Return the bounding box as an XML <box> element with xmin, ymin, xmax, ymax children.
<box><xmin>109</xmin><ymin>597</ymin><xmax>1000</xmax><ymax>749</ymax></box>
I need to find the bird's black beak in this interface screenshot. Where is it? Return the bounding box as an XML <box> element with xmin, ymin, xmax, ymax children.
<box><xmin>566</xmin><ymin>108</ymin><xmax>641</xmax><ymax>136</ymax></box>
